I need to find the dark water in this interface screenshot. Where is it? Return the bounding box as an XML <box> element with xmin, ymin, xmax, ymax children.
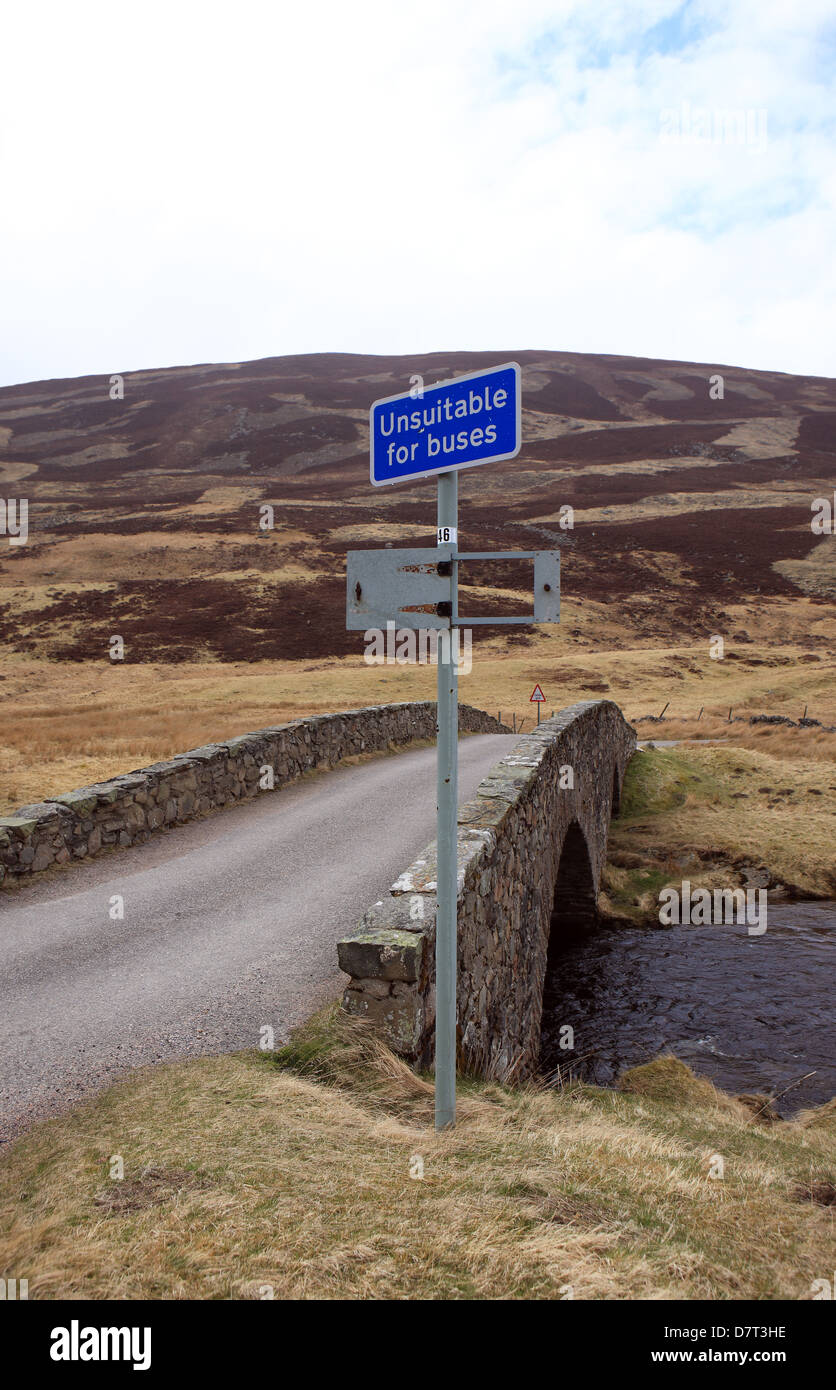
<box><xmin>539</xmin><ymin>901</ymin><xmax>835</xmax><ymax>1115</ymax></box>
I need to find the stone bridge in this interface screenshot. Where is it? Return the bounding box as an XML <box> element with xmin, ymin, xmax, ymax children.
<box><xmin>338</xmin><ymin>700</ymin><xmax>636</xmax><ymax>1081</ymax></box>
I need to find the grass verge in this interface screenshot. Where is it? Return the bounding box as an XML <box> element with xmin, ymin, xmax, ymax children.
<box><xmin>1</xmin><ymin>1009</ymin><xmax>833</xmax><ymax>1300</ymax></box>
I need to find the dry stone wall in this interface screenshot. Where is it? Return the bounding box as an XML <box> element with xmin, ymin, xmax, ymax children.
<box><xmin>338</xmin><ymin>700</ymin><xmax>636</xmax><ymax>1081</ymax></box>
<box><xmin>0</xmin><ymin>702</ymin><xmax>507</xmax><ymax>887</ymax></box>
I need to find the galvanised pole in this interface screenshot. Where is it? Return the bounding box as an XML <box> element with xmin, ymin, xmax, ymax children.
<box><xmin>435</xmin><ymin>470</ymin><xmax>458</xmax><ymax>1130</ymax></box>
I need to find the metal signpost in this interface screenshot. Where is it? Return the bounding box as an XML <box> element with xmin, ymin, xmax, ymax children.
<box><xmin>348</xmin><ymin>362</ymin><xmax>560</xmax><ymax>1130</ymax></box>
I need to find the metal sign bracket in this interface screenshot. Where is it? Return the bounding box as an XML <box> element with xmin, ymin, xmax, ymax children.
<box><xmin>346</xmin><ymin>547</ymin><xmax>560</xmax><ymax>630</ymax></box>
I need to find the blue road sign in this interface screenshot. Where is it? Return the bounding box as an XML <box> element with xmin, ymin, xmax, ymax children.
<box><xmin>370</xmin><ymin>362</ymin><xmax>521</xmax><ymax>487</ymax></box>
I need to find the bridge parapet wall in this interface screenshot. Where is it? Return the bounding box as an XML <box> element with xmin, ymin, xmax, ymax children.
<box><xmin>338</xmin><ymin>700</ymin><xmax>636</xmax><ymax>1081</ymax></box>
<box><xmin>0</xmin><ymin>703</ymin><xmax>507</xmax><ymax>887</ymax></box>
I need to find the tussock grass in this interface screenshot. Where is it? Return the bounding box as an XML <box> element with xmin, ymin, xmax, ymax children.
<box><xmin>637</xmin><ymin>714</ymin><xmax>836</xmax><ymax>763</ymax></box>
<box><xmin>602</xmin><ymin>743</ymin><xmax>836</xmax><ymax>922</ymax></box>
<box><xmin>0</xmin><ymin>1010</ymin><xmax>833</xmax><ymax>1301</ymax></box>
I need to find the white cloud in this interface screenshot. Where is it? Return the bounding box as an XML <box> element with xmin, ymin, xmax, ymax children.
<box><xmin>1</xmin><ymin>0</ymin><xmax>833</xmax><ymax>385</ymax></box>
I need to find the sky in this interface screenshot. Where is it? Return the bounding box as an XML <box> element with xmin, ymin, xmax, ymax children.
<box><xmin>1</xmin><ymin>0</ymin><xmax>834</xmax><ymax>387</ymax></box>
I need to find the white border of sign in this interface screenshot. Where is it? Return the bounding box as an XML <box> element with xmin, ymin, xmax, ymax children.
<box><xmin>369</xmin><ymin>361</ymin><xmax>522</xmax><ymax>487</ymax></box>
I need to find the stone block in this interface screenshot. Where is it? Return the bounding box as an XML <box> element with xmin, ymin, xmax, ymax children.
<box><xmin>342</xmin><ymin>985</ymin><xmax>425</xmax><ymax>1054</ymax></box>
<box><xmin>337</xmin><ymin>927</ymin><xmax>424</xmax><ymax>982</ymax></box>
<box><xmin>53</xmin><ymin>788</ymin><xmax>100</xmax><ymax>817</ymax></box>
<box><xmin>32</xmin><ymin>843</ymin><xmax>54</xmax><ymax>872</ymax></box>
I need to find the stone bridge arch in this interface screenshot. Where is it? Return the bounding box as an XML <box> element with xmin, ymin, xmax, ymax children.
<box><xmin>338</xmin><ymin>700</ymin><xmax>636</xmax><ymax>1082</ymax></box>
<box><xmin>539</xmin><ymin>820</ymin><xmax>598</xmax><ymax>1074</ymax></box>
<box><xmin>550</xmin><ymin>820</ymin><xmax>598</xmax><ymax>937</ymax></box>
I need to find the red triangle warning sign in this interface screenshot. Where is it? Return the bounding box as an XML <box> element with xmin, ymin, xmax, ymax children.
<box><xmin>529</xmin><ymin>684</ymin><xmax>545</xmax><ymax>702</ymax></box>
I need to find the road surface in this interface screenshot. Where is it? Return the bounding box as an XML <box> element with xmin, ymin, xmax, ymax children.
<box><xmin>0</xmin><ymin>734</ymin><xmax>511</xmax><ymax>1142</ymax></box>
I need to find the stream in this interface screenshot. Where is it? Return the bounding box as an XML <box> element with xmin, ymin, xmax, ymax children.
<box><xmin>539</xmin><ymin>900</ymin><xmax>835</xmax><ymax>1115</ymax></box>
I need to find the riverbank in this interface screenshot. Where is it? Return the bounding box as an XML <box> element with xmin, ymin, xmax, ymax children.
<box><xmin>0</xmin><ymin>1009</ymin><xmax>833</xmax><ymax>1300</ymax></box>
<box><xmin>601</xmin><ymin>736</ymin><xmax>836</xmax><ymax>924</ymax></box>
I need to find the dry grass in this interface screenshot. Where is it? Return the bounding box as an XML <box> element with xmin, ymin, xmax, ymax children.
<box><xmin>637</xmin><ymin>715</ymin><xmax>836</xmax><ymax>762</ymax></box>
<box><xmin>602</xmin><ymin>741</ymin><xmax>836</xmax><ymax>922</ymax></box>
<box><xmin>552</xmin><ymin>487</ymin><xmax>815</xmax><ymax>527</ymax></box>
<box><xmin>0</xmin><ymin>1010</ymin><xmax>833</xmax><ymax>1301</ymax></box>
<box><xmin>775</xmin><ymin>539</ymin><xmax>836</xmax><ymax>599</ymax></box>
<box><xmin>1</xmin><ymin>611</ymin><xmax>835</xmax><ymax>811</ymax></box>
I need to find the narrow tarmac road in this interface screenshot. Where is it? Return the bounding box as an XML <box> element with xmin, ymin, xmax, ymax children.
<box><xmin>0</xmin><ymin>734</ymin><xmax>512</xmax><ymax>1142</ymax></box>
